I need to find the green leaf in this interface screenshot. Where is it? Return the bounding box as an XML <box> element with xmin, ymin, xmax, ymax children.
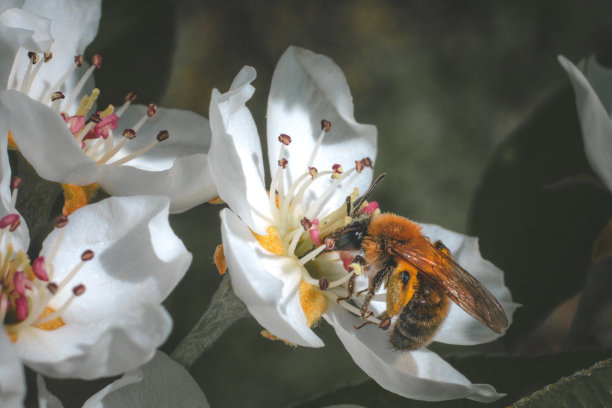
<box><xmin>290</xmin><ymin>349</ymin><xmax>612</xmax><ymax>408</ymax></box>
<box><xmin>468</xmin><ymin>86</ymin><xmax>612</xmax><ymax>347</ymax></box>
<box><xmin>85</xmin><ymin>0</ymin><xmax>177</xmax><ymax>107</ymax></box>
<box><xmin>512</xmin><ymin>358</ymin><xmax>612</xmax><ymax>407</ymax></box>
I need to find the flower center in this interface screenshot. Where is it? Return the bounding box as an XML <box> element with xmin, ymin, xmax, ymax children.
<box><xmin>12</xmin><ymin>52</ymin><xmax>170</xmax><ymax>167</ymax></box>
<box><xmin>263</xmin><ymin>119</ymin><xmax>380</xmax><ymax>326</ymax></box>
<box><xmin>0</xmin><ymin>180</ymin><xmax>93</xmax><ymax>340</ymax></box>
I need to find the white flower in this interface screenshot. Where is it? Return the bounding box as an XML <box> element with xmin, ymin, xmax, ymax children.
<box><xmin>0</xmin><ymin>128</ymin><xmax>192</xmax><ymax>379</ymax></box>
<box><xmin>37</xmin><ymin>351</ymin><xmax>210</xmax><ymax>408</ymax></box>
<box><xmin>0</xmin><ymin>331</ymin><xmax>25</xmax><ymax>408</ymax></box>
<box><xmin>209</xmin><ymin>46</ymin><xmax>517</xmax><ymax>402</ymax></box>
<box><xmin>558</xmin><ymin>55</ymin><xmax>612</xmax><ymax>191</ymax></box>
<box><xmin>0</xmin><ymin>0</ymin><xmax>216</xmax><ymax>213</ymax></box>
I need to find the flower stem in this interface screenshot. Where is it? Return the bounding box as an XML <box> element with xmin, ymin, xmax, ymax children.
<box><xmin>171</xmin><ymin>274</ymin><xmax>249</xmax><ymax>368</ymax></box>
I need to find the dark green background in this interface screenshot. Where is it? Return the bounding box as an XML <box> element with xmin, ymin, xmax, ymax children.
<box><xmin>48</xmin><ymin>1</ymin><xmax>612</xmax><ymax>407</ymax></box>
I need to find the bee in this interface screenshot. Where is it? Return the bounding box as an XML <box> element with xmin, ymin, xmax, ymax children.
<box><xmin>323</xmin><ymin>174</ymin><xmax>508</xmax><ymax>350</ymax></box>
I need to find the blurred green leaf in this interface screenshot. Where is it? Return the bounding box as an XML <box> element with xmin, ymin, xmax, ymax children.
<box><xmin>512</xmin><ymin>358</ymin><xmax>612</xmax><ymax>407</ymax></box>
<box><xmin>291</xmin><ymin>349</ymin><xmax>612</xmax><ymax>408</ymax></box>
<box><xmin>468</xmin><ymin>86</ymin><xmax>612</xmax><ymax>347</ymax></box>
<box><xmin>86</xmin><ymin>0</ymin><xmax>177</xmax><ymax>107</ymax></box>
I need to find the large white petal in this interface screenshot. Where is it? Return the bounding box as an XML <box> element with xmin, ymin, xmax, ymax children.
<box><xmin>558</xmin><ymin>55</ymin><xmax>612</xmax><ymax>191</ymax></box>
<box><xmin>98</xmin><ymin>105</ymin><xmax>215</xmax><ymax>213</ymax></box>
<box><xmin>208</xmin><ymin>66</ymin><xmax>272</xmax><ymax>234</ymax></box>
<box><xmin>324</xmin><ymin>303</ymin><xmax>503</xmax><ymax>402</ymax></box>
<box><xmin>267</xmin><ymin>46</ymin><xmax>377</xmax><ymax>216</ymax></box>
<box><xmin>0</xmin><ymin>89</ymin><xmax>98</xmax><ymax>184</ymax></box>
<box><xmin>221</xmin><ymin>208</ymin><xmax>323</xmax><ymax>347</ymax></box>
<box><xmin>83</xmin><ymin>351</ymin><xmax>210</xmax><ymax>408</ymax></box>
<box><xmin>0</xmin><ymin>333</ymin><xmax>25</xmax><ymax>408</ymax></box>
<box><xmin>16</xmin><ymin>0</ymin><xmax>101</xmax><ymax>100</ymax></box>
<box><xmin>419</xmin><ymin>224</ymin><xmax>518</xmax><ymax>345</ymax></box>
<box><xmin>0</xmin><ymin>106</ymin><xmax>29</xmax><ymax>250</ymax></box>
<box><xmin>15</xmin><ymin>195</ymin><xmax>190</xmax><ymax>378</ymax></box>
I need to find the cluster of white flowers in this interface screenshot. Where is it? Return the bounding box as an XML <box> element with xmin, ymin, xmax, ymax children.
<box><xmin>1</xmin><ymin>0</ymin><xmax>572</xmax><ymax>407</ymax></box>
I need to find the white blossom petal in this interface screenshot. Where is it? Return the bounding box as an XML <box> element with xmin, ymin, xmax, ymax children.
<box><xmin>419</xmin><ymin>224</ymin><xmax>518</xmax><ymax>345</ymax></box>
<box><xmin>267</xmin><ymin>46</ymin><xmax>377</xmax><ymax>216</ymax></box>
<box><xmin>324</xmin><ymin>303</ymin><xmax>504</xmax><ymax>402</ymax></box>
<box><xmin>15</xmin><ymin>195</ymin><xmax>190</xmax><ymax>378</ymax></box>
<box><xmin>0</xmin><ymin>333</ymin><xmax>25</xmax><ymax>408</ymax></box>
<box><xmin>98</xmin><ymin>105</ymin><xmax>215</xmax><ymax>213</ymax></box>
<box><xmin>15</xmin><ymin>0</ymin><xmax>101</xmax><ymax>100</ymax></box>
<box><xmin>558</xmin><ymin>55</ymin><xmax>612</xmax><ymax>191</ymax></box>
<box><xmin>0</xmin><ymin>107</ymin><xmax>29</xmax><ymax>250</ymax></box>
<box><xmin>221</xmin><ymin>208</ymin><xmax>323</xmax><ymax>347</ymax></box>
<box><xmin>83</xmin><ymin>351</ymin><xmax>210</xmax><ymax>408</ymax></box>
<box><xmin>208</xmin><ymin>66</ymin><xmax>272</xmax><ymax>234</ymax></box>
<box><xmin>0</xmin><ymin>89</ymin><xmax>98</xmax><ymax>184</ymax></box>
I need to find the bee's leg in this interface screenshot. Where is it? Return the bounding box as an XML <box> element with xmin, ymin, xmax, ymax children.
<box><xmin>336</xmin><ymin>272</ymin><xmax>356</xmax><ymax>303</ymax></box>
<box><xmin>360</xmin><ymin>266</ymin><xmax>392</xmax><ymax>316</ymax></box>
<box><xmin>355</xmin><ymin>311</ymin><xmax>391</xmax><ymax>330</ymax></box>
<box><xmin>345</xmin><ymin>195</ymin><xmax>351</xmax><ymax>217</ymax></box>
<box><xmin>434</xmin><ymin>240</ymin><xmax>452</xmax><ymax>256</ymax></box>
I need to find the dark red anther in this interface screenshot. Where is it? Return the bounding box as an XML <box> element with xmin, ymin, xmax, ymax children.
<box><xmin>355</xmin><ymin>160</ymin><xmax>365</xmax><ymax>173</ymax></box>
<box><xmin>91</xmin><ymin>54</ymin><xmax>102</xmax><ymax>68</ymax></box>
<box><xmin>362</xmin><ymin>157</ymin><xmax>373</xmax><ymax>168</ymax></box>
<box><xmin>308</xmin><ymin>167</ymin><xmax>318</xmax><ymax>180</ymax></box>
<box><xmin>47</xmin><ymin>282</ymin><xmax>58</xmax><ymax>295</ymax></box>
<box><xmin>301</xmin><ymin>217</ymin><xmax>312</xmax><ymax>230</ymax></box>
<box><xmin>72</xmin><ymin>284</ymin><xmax>86</xmax><ymax>296</ymax></box>
<box><xmin>278</xmin><ymin>134</ymin><xmax>292</xmax><ymax>145</ymax></box>
<box><xmin>74</xmin><ymin>55</ymin><xmax>84</xmax><ymax>67</ymax></box>
<box><xmin>81</xmin><ymin>250</ymin><xmax>94</xmax><ymax>261</ymax></box>
<box><xmin>278</xmin><ymin>158</ymin><xmax>288</xmax><ymax>169</ymax></box>
<box><xmin>43</xmin><ymin>52</ymin><xmax>53</xmax><ymax>63</ymax></box>
<box><xmin>319</xmin><ymin>277</ymin><xmax>329</xmax><ymax>291</ymax></box>
<box><xmin>27</xmin><ymin>51</ymin><xmax>39</xmax><ymax>64</ymax></box>
<box><xmin>156</xmin><ymin>130</ymin><xmax>169</xmax><ymax>142</ymax></box>
<box><xmin>124</xmin><ymin>91</ymin><xmax>138</xmax><ymax>103</ymax></box>
<box><xmin>9</xmin><ymin>218</ymin><xmax>20</xmax><ymax>232</ymax></box>
<box><xmin>147</xmin><ymin>104</ymin><xmax>157</xmax><ymax>117</ymax></box>
<box><xmin>51</xmin><ymin>91</ymin><xmax>65</xmax><ymax>102</ymax></box>
<box><xmin>0</xmin><ymin>214</ymin><xmax>19</xmax><ymax>230</ymax></box>
<box><xmin>324</xmin><ymin>237</ymin><xmax>335</xmax><ymax>250</ymax></box>
<box><xmin>321</xmin><ymin>119</ymin><xmax>331</xmax><ymax>132</ymax></box>
<box><xmin>55</xmin><ymin>215</ymin><xmax>69</xmax><ymax>229</ymax></box>
<box><xmin>89</xmin><ymin>113</ymin><xmax>101</xmax><ymax>124</ymax></box>
<box><xmin>123</xmin><ymin>129</ymin><xmax>136</xmax><ymax>139</ymax></box>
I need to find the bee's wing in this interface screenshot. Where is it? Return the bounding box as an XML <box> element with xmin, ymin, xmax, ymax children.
<box><xmin>389</xmin><ymin>243</ymin><xmax>508</xmax><ymax>334</ymax></box>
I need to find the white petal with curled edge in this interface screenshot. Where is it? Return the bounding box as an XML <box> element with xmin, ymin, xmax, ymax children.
<box><xmin>267</xmin><ymin>46</ymin><xmax>377</xmax><ymax>216</ymax></box>
<box><xmin>83</xmin><ymin>351</ymin><xmax>210</xmax><ymax>408</ymax></box>
<box><xmin>419</xmin><ymin>223</ymin><xmax>518</xmax><ymax>345</ymax></box>
<box><xmin>0</xmin><ymin>89</ymin><xmax>98</xmax><ymax>184</ymax></box>
<box><xmin>559</xmin><ymin>55</ymin><xmax>612</xmax><ymax>191</ymax></box>
<box><xmin>98</xmin><ymin>105</ymin><xmax>215</xmax><ymax>213</ymax></box>
<box><xmin>18</xmin><ymin>0</ymin><xmax>101</xmax><ymax>100</ymax></box>
<box><xmin>0</xmin><ymin>107</ymin><xmax>29</xmax><ymax>251</ymax></box>
<box><xmin>0</xmin><ymin>332</ymin><xmax>25</xmax><ymax>408</ymax></box>
<box><xmin>324</xmin><ymin>303</ymin><xmax>504</xmax><ymax>402</ymax></box>
<box><xmin>15</xmin><ymin>195</ymin><xmax>190</xmax><ymax>378</ymax></box>
<box><xmin>221</xmin><ymin>208</ymin><xmax>324</xmax><ymax>347</ymax></box>
<box><xmin>208</xmin><ymin>66</ymin><xmax>272</xmax><ymax>234</ymax></box>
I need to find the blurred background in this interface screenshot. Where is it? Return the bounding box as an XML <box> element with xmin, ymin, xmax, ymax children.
<box><xmin>52</xmin><ymin>0</ymin><xmax>612</xmax><ymax>406</ymax></box>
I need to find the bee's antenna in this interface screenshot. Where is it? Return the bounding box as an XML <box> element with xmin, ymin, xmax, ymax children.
<box><xmin>351</xmin><ymin>173</ymin><xmax>386</xmax><ymax>217</ymax></box>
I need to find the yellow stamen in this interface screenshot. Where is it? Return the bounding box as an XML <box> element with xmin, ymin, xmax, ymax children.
<box><xmin>260</xmin><ymin>330</ymin><xmax>297</xmax><ymax>347</ymax></box>
<box><xmin>207</xmin><ymin>196</ymin><xmax>225</xmax><ymax>205</ymax></box>
<box><xmin>75</xmin><ymin>88</ymin><xmax>100</xmax><ymax>117</ymax></box>
<box><xmin>7</xmin><ymin>131</ymin><xmax>17</xmax><ymax>150</ymax></box>
<box><xmin>298</xmin><ymin>280</ymin><xmax>329</xmax><ymax>327</ymax></box>
<box><xmin>34</xmin><ymin>307</ymin><xmax>66</xmax><ymax>331</ymax></box>
<box><xmin>253</xmin><ymin>226</ymin><xmax>285</xmax><ymax>255</ymax></box>
<box><xmin>61</xmin><ymin>183</ymin><xmax>100</xmax><ymax>215</ymax></box>
<box><xmin>214</xmin><ymin>244</ymin><xmax>226</xmax><ymax>275</ymax></box>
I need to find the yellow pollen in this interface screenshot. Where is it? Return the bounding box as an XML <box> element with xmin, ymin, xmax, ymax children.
<box><xmin>99</xmin><ymin>104</ymin><xmax>115</xmax><ymax>118</ymax></box>
<box><xmin>207</xmin><ymin>196</ymin><xmax>225</xmax><ymax>205</ymax></box>
<box><xmin>298</xmin><ymin>280</ymin><xmax>329</xmax><ymax>327</ymax></box>
<box><xmin>260</xmin><ymin>330</ymin><xmax>298</xmax><ymax>347</ymax></box>
<box><xmin>34</xmin><ymin>307</ymin><xmax>66</xmax><ymax>331</ymax></box>
<box><xmin>7</xmin><ymin>331</ymin><xmax>18</xmax><ymax>343</ymax></box>
<box><xmin>62</xmin><ymin>183</ymin><xmax>100</xmax><ymax>216</ymax></box>
<box><xmin>7</xmin><ymin>131</ymin><xmax>17</xmax><ymax>150</ymax></box>
<box><xmin>75</xmin><ymin>88</ymin><xmax>100</xmax><ymax>117</ymax></box>
<box><xmin>214</xmin><ymin>244</ymin><xmax>227</xmax><ymax>275</ymax></box>
<box><xmin>253</xmin><ymin>226</ymin><xmax>285</xmax><ymax>255</ymax></box>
